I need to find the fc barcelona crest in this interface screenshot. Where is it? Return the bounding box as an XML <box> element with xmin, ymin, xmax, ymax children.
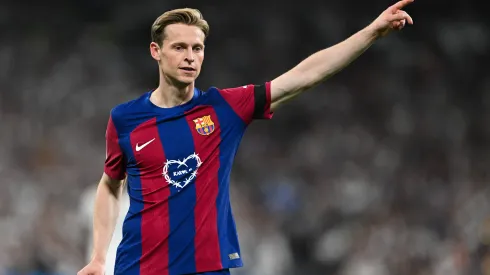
<box><xmin>193</xmin><ymin>115</ymin><xmax>215</xmax><ymax>136</ymax></box>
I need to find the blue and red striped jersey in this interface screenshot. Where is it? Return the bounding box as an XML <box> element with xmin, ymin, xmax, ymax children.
<box><xmin>104</xmin><ymin>82</ymin><xmax>273</xmax><ymax>275</ymax></box>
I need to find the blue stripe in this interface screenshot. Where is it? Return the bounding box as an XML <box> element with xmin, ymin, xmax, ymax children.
<box><xmin>212</xmin><ymin>89</ymin><xmax>246</xmax><ymax>268</ymax></box>
<box><xmin>158</xmin><ymin>117</ymin><xmax>197</xmax><ymax>275</ymax></box>
<box><xmin>115</xmin><ymin>131</ymin><xmax>143</xmax><ymax>275</ymax></box>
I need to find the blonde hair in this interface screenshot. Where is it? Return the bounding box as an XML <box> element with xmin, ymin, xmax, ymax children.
<box><xmin>151</xmin><ymin>8</ymin><xmax>210</xmax><ymax>46</ymax></box>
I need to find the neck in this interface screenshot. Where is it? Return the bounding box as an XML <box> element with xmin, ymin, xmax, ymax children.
<box><xmin>151</xmin><ymin>73</ymin><xmax>195</xmax><ymax>108</ymax></box>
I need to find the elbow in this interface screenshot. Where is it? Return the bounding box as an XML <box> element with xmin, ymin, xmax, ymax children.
<box><xmin>100</xmin><ymin>174</ymin><xmax>125</xmax><ymax>199</ymax></box>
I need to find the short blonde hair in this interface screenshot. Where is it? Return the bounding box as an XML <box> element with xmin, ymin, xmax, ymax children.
<box><xmin>151</xmin><ymin>8</ymin><xmax>210</xmax><ymax>46</ymax></box>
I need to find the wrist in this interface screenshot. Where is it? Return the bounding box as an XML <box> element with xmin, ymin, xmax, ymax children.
<box><xmin>91</xmin><ymin>254</ymin><xmax>106</xmax><ymax>265</ymax></box>
<box><xmin>364</xmin><ymin>23</ymin><xmax>382</xmax><ymax>40</ymax></box>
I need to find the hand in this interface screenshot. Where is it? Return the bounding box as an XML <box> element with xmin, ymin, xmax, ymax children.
<box><xmin>77</xmin><ymin>260</ymin><xmax>105</xmax><ymax>275</ymax></box>
<box><xmin>370</xmin><ymin>0</ymin><xmax>415</xmax><ymax>37</ymax></box>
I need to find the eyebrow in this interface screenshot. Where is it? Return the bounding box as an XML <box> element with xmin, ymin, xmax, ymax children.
<box><xmin>171</xmin><ymin>42</ymin><xmax>204</xmax><ymax>47</ymax></box>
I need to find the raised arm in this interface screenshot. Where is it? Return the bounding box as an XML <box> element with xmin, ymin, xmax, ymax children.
<box><xmin>270</xmin><ymin>0</ymin><xmax>414</xmax><ymax>110</ymax></box>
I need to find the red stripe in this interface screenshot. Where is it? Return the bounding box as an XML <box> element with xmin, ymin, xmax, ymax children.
<box><xmin>104</xmin><ymin>115</ymin><xmax>126</xmax><ymax>180</ymax></box>
<box><xmin>129</xmin><ymin>118</ymin><xmax>170</xmax><ymax>275</ymax></box>
<box><xmin>217</xmin><ymin>85</ymin><xmax>255</xmax><ymax>124</ymax></box>
<box><xmin>186</xmin><ymin>107</ymin><xmax>222</xmax><ymax>271</ymax></box>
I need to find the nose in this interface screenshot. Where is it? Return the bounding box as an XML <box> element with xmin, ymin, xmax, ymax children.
<box><xmin>184</xmin><ymin>48</ymin><xmax>195</xmax><ymax>63</ymax></box>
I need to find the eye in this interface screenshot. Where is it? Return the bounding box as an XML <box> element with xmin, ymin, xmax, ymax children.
<box><xmin>174</xmin><ymin>45</ymin><xmax>184</xmax><ymax>51</ymax></box>
<box><xmin>193</xmin><ymin>46</ymin><xmax>203</xmax><ymax>52</ymax></box>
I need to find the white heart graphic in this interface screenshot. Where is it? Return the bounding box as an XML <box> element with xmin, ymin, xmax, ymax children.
<box><xmin>163</xmin><ymin>153</ymin><xmax>202</xmax><ymax>189</ymax></box>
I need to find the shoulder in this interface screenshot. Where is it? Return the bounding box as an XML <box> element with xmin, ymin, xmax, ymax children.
<box><xmin>201</xmin><ymin>84</ymin><xmax>256</xmax><ymax>104</ymax></box>
<box><xmin>201</xmin><ymin>86</ymin><xmax>220</xmax><ymax>96</ymax></box>
<box><xmin>210</xmin><ymin>84</ymin><xmax>253</xmax><ymax>94</ymax></box>
<box><xmin>110</xmin><ymin>92</ymin><xmax>151</xmax><ymax>125</ymax></box>
<box><xmin>192</xmin><ymin>86</ymin><xmax>225</xmax><ymax>105</ymax></box>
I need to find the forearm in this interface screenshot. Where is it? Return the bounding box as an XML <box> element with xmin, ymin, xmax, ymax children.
<box><xmin>91</xmin><ymin>175</ymin><xmax>123</xmax><ymax>263</ymax></box>
<box><xmin>293</xmin><ymin>25</ymin><xmax>379</xmax><ymax>89</ymax></box>
<box><xmin>271</xmin><ymin>24</ymin><xmax>379</xmax><ymax>107</ymax></box>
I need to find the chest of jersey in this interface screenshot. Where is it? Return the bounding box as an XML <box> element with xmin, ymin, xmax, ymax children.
<box><xmin>121</xmin><ymin>106</ymin><xmax>222</xmax><ymax>188</ymax></box>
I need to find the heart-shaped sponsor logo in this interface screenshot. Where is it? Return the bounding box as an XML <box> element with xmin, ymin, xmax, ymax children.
<box><xmin>163</xmin><ymin>153</ymin><xmax>202</xmax><ymax>189</ymax></box>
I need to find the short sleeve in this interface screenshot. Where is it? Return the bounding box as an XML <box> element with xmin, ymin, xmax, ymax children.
<box><xmin>218</xmin><ymin>81</ymin><xmax>273</xmax><ymax>124</ymax></box>
<box><xmin>104</xmin><ymin>114</ymin><xmax>126</xmax><ymax>180</ymax></box>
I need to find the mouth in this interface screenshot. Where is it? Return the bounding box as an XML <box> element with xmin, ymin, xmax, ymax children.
<box><xmin>179</xmin><ymin>67</ymin><xmax>196</xmax><ymax>72</ymax></box>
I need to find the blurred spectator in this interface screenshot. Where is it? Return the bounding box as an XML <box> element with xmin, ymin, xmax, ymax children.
<box><xmin>0</xmin><ymin>0</ymin><xmax>489</xmax><ymax>274</ymax></box>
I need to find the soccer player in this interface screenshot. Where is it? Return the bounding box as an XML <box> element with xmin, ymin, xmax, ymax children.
<box><xmin>78</xmin><ymin>1</ymin><xmax>414</xmax><ymax>275</ymax></box>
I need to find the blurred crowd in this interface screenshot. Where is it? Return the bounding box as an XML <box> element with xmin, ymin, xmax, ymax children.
<box><xmin>1</xmin><ymin>0</ymin><xmax>489</xmax><ymax>274</ymax></box>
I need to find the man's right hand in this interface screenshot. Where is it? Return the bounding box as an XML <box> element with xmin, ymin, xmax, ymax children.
<box><xmin>77</xmin><ymin>260</ymin><xmax>105</xmax><ymax>275</ymax></box>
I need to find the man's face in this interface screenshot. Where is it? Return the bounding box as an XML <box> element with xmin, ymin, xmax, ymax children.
<box><xmin>150</xmin><ymin>23</ymin><xmax>205</xmax><ymax>87</ymax></box>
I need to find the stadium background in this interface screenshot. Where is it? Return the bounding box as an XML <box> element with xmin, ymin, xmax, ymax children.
<box><xmin>1</xmin><ymin>0</ymin><xmax>489</xmax><ymax>274</ymax></box>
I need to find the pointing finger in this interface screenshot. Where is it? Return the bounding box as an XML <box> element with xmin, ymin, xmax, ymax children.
<box><xmin>390</xmin><ymin>0</ymin><xmax>414</xmax><ymax>13</ymax></box>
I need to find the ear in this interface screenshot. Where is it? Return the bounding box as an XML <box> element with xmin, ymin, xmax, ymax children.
<box><xmin>150</xmin><ymin>42</ymin><xmax>161</xmax><ymax>61</ymax></box>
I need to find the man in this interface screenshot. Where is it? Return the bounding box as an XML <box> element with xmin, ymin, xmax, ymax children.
<box><xmin>78</xmin><ymin>2</ymin><xmax>414</xmax><ymax>275</ymax></box>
